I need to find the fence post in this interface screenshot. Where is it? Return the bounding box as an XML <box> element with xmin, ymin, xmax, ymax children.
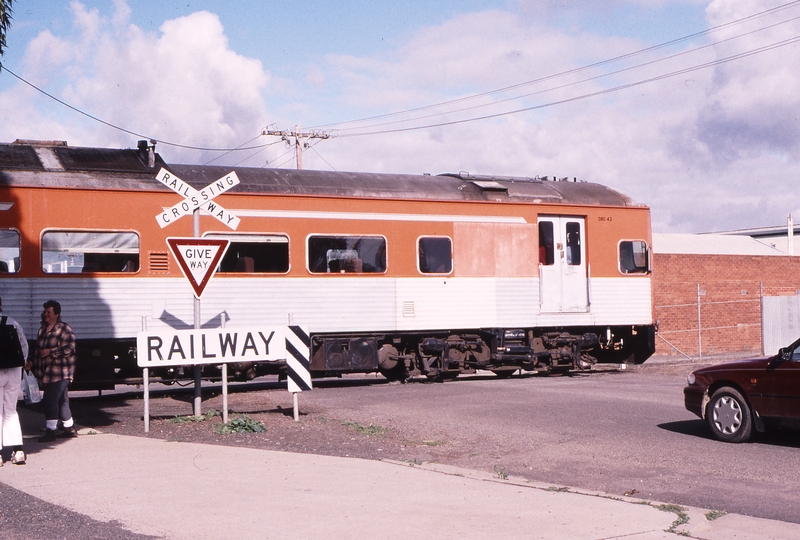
<box><xmin>697</xmin><ymin>284</ymin><xmax>702</xmax><ymax>359</ymax></box>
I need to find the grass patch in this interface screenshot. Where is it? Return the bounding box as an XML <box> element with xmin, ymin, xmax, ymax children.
<box><xmin>656</xmin><ymin>504</ymin><xmax>689</xmax><ymax>533</ymax></box>
<box><xmin>545</xmin><ymin>486</ymin><xmax>570</xmax><ymax>493</ymax></box>
<box><xmin>168</xmin><ymin>409</ymin><xmax>221</xmax><ymax>423</ymax></box>
<box><xmin>493</xmin><ymin>466</ymin><xmax>508</xmax><ymax>480</ymax></box>
<box><xmin>705</xmin><ymin>510</ymin><xmax>727</xmax><ymax>521</ymax></box>
<box><xmin>342</xmin><ymin>421</ymin><xmax>387</xmax><ymax>436</ymax></box>
<box><xmin>213</xmin><ymin>414</ymin><xmax>266</xmax><ymax>434</ymax></box>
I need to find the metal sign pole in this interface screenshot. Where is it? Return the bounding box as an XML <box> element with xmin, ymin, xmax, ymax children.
<box><xmin>144</xmin><ymin>367</ymin><xmax>150</xmax><ymax>432</ymax></box>
<box><xmin>221</xmin><ymin>312</ymin><xmax>228</xmax><ymax>424</ymax></box>
<box><xmin>142</xmin><ymin>316</ymin><xmax>150</xmax><ymax>433</ymax></box>
<box><xmin>193</xmin><ymin>208</ymin><xmax>202</xmax><ymax>417</ymax></box>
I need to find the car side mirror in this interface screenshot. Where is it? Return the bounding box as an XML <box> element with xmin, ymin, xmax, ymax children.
<box><xmin>779</xmin><ymin>347</ymin><xmax>791</xmax><ymax>361</ymax></box>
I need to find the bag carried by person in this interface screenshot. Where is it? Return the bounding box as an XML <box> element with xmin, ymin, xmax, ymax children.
<box><xmin>0</xmin><ymin>315</ymin><xmax>25</xmax><ymax>369</ymax></box>
<box><xmin>21</xmin><ymin>369</ymin><xmax>42</xmax><ymax>404</ymax></box>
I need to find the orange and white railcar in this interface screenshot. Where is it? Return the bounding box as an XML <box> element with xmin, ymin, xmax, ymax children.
<box><xmin>0</xmin><ymin>140</ymin><xmax>655</xmax><ymax>387</ymax></box>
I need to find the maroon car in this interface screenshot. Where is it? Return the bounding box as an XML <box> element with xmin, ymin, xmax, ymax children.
<box><xmin>684</xmin><ymin>339</ymin><xmax>800</xmax><ymax>442</ymax></box>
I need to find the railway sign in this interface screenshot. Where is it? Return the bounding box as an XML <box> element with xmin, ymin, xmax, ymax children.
<box><xmin>137</xmin><ymin>326</ymin><xmax>286</xmax><ymax>368</ymax></box>
<box><xmin>155</xmin><ymin>168</ymin><xmax>241</xmax><ymax>230</ymax></box>
<box><xmin>167</xmin><ymin>237</ymin><xmax>230</xmax><ymax>298</ymax></box>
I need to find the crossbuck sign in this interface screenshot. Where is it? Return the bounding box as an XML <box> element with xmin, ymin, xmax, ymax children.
<box><xmin>155</xmin><ymin>168</ymin><xmax>241</xmax><ymax>230</ymax></box>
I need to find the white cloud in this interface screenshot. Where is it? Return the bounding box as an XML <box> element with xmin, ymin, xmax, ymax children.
<box><xmin>2</xmin><ymin>0</ymin><xmax>798</xmax><ymax>234</ymax></box>
<box><xmin>288</xmin><ymin>1</ymin><xmax>800</xmax><ymax>233</ymax></box>
<box><xmin>1</xmin><ymin>2</ymin><xmax>271</xmax><ymax>162</ymax></box>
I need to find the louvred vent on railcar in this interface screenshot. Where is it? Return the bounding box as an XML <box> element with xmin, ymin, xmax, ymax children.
<box><xmin>148</xmin><ymin>251</ymin><xmax>169</xmax><ymax>274</ymax></box>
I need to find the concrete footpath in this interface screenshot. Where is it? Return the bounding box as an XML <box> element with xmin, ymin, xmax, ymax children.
<box><xmin>3</xmin><ymin>418</ymin><xmax>800</xmax><ymax>539</ymax></box>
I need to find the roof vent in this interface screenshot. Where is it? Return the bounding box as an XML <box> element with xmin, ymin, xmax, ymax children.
<box><xmin>12</xmin><ymin>139</ymin><xmax>67</xmax><ymax>147</ymax></box>
<box><xmin>471</xmin><ymin>180</ymin><xmax>508</xmax><ymax>192</ymax></box>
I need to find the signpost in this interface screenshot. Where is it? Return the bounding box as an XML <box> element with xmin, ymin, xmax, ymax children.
<box><xmin>144</xmin><ymin>168</ymin><xmax>312</xmax><ymax>430</ymax></box>
<box><xmin>285</xmin><ymin>326</ymin><xmax>312</xmax><ymax>421</ymax></box>
<box><xmin>153</xmin><ymin>168</ymin><xmax>241</xmax><ymax>419</ymax></box>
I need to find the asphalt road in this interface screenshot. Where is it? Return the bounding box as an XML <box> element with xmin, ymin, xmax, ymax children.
<box><xmin>278</xmin><ymin>367</ymin><xmax>800</xmax><ymax>524</ymax></box>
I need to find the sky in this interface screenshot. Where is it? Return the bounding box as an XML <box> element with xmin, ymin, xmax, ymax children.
<box><xmin>1</xmin><ymin>0</ymin><xmax>799</xmax><ymax>234</ymax></box>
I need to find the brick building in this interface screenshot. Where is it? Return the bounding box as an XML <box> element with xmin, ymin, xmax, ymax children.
<box><xmin>652</xmin><ymin>232</ymin><xmax>800</xmax><ymax>359</ymax></box>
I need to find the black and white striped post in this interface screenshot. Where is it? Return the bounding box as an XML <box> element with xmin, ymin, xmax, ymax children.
<box><xmin>285</xmin><ymin>325</ymin><xmax>312</xmax><ymax>421</ymax></box>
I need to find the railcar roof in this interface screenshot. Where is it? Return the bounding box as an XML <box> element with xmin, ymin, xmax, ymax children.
<box><xmin>0</xmin><ymin>142</ymin><xmax>641</xmax><ymax>207</ymax></box>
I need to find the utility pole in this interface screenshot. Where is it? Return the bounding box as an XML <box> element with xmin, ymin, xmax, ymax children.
<box><xmin>262</xmin><ymin>125</ymin><xmax>330</xmax><ymax>169</ymax></box>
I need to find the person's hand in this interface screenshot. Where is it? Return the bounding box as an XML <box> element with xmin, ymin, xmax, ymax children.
<box><xmin>24</xmin><ymin>361</ymin><xmax>31</xmax><ymax>370</ymax></box>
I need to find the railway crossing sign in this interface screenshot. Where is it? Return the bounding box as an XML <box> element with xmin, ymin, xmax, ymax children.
<box><xmin>155</xmin><ymin>168</ymin><xmax>241</xmax><ymax>230</ymax></box>
<box><xmin>167</xmin><ymin>237</ymin><xmax>230</xmax><ymax>298</ymax></box>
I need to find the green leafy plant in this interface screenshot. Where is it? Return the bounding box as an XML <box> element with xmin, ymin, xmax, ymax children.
<box><xmin>705</xmin><ymin>510</ymin><xmax>727</xmax><ymax>521</ymax></box>
<box><xmin>168</xmin><ymin>409</ymin><xmax>221</xmax><ymax>424</ymax></box>
<box><xmin>214</xmin><ymin>414</ymin><xmax>266</xmax><ymax>434</ymax></box>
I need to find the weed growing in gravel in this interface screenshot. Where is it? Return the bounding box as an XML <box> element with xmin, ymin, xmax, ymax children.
<box><xmin>656</xmin><ymin>504</ymin><xmax>689</xmax><ymax>533</ymax></box>
<box><xmin>342</xmin><ymin>421</ymin><xmax>387</xmax><ymax>436</ymax></box>
<box><xmin>214</xmin><ymin>414</ymin><xmax>266</xmax><ymax>434</ymax></box>
<box><xmin>168</xmin><ymin>409</ymin><xmax>221</xmax><ymax>424</ymax></box>
<box><xmin>493</xmin><ymin>466</ymin><xmax>508</xmax><ymax>480</ymax></box>
<box><xmin>421</xmin><ymin>439</ymin><xmax>442</xmax><ymax>446</ymax></box>
<box><xmin>545</xmin><ymin>486</ymin><xmax>570</xmax><ymax>493</ymax></box>
<box><xmin>705</xmin><ymin>510</ymin><xmax>727</xmax><ymax>521</ymax></box>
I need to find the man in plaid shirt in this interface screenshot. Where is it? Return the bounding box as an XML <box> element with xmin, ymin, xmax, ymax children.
<box><xmin>28</xmin><ymin>300</ymin><xmax>77</xmax><ymax>442</ymax></box>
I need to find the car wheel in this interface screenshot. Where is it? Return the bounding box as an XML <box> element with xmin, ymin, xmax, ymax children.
<box><xmin>707</xmin><ymin>387</ymin><xmax>752</xmax><ymax>443</ymax></box>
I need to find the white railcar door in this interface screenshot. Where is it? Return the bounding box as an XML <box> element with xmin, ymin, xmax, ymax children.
<box><xmin>538</xmin><ymin>216</ymin><xmax>588</xmax><ymax>313</ymax></box>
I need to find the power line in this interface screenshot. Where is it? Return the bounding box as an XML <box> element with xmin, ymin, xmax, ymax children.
<box><xmin>1</xmin><ymin>66</ymin><xmax>275</xmax><ymax>152</ymax></box>
<box><xmin>330</xmin><ymin>12</ymin><xmax>800</xmax><ymax>135</ymax></box>
<box><xmin>334</xmin><ymin>32</ymin><xmax>800</xmax><ymax>138</ymax></box>
<box><xmin>262</xmin><ymin>126</ymin><xmax>330</xmax><ymax>169</ymax></box>
<box><xmin>311</xmin><ymin>0</ymin><xmax>800</xmax><ymax>133</ymax></box>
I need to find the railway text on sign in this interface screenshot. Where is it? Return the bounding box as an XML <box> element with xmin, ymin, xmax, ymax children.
<box><xmin>137</xmin><ymin>327</ymin><xmax>288</xmax><ymax>368</ymax></box>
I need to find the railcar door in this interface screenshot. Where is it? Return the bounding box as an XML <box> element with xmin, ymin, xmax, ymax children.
<box><xmin>538</xmin><ymin>216</ymin><xmax>588</xmax><ymax>313</ymax></box>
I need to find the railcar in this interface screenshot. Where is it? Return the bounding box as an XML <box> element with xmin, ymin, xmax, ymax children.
<box><xmin>0</xmin><ymin>140</ymin><xmax>655</xmax><ymax>389</ymax></box>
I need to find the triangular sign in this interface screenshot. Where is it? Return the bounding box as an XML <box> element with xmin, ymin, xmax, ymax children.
<box><xmin>167</xmin><ymin>237</ymin><xmax>230</xmax><ymax>298</ymax></box>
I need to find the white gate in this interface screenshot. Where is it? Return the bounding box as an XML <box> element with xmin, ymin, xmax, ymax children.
<box><xmin>762</xmin><ymin>295</ymin><xmax>800</xmax><ymax>355</ymax></box>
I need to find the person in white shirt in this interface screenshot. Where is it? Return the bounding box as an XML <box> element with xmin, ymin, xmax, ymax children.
<box><xmin>0</xmin><ymin>296</ymin><xmax>28</xmax><ymax>465</ymax></box>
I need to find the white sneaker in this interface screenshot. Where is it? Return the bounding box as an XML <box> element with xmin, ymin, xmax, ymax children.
<box><xmin>11</xmin><ymin>450</ymin><xmax>25</xmax><ymax>465</ymax></box>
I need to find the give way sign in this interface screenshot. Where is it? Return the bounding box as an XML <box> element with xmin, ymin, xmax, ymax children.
<box><xmin>167</xmin><ymin>238</ymin><xmax>230</xmax><ymax>298</ymax></box>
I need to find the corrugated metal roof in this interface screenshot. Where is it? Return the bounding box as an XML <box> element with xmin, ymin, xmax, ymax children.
<box><xmin>653</xmin><ymin>233</ymin><xmax>787</xmax><ymax>256</ymax></box>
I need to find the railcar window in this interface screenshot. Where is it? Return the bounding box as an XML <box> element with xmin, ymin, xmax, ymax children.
<box><xmin>42</xmin><ymin>231</ymin><xmax>139</xmax><ymax>274</ymax></box>
<box><xmin>565</xmin><ymin>222</ymin><xmax>581</xmax><ymax>266</ymax></box>
<box><xmin>538</xmin><ymin>222</ymin><xmax>554</xmax><ymax>266</ymax></box>
<box><xmin>206</xmin><ymin>234</ymin><xmax>289</xmax><ymax>273</ymax></box>
<box><xmin>0</xmin><ymin>229</ymin><xmax>20</xmax><ymax>273</ymax></box>
<box><xmin>418</xmin><ymin>237</ymin><xmax>452</xmax><ymax>274</ymax></box>
<box><xmin>308</xmin><ymin>235</ymin><xmax>387</xmax><ymax>273</ymax></box>
<box><xmin>619</xmin><ymin>240</ymin><xmax>649</xmax><ymax>274</ymax></box>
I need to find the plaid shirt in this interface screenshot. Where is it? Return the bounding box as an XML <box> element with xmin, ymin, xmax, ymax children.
<box><xmin>33</xmin><ymin>319</ymin><xmax>76</xmax><ymax>384</ymax></box>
